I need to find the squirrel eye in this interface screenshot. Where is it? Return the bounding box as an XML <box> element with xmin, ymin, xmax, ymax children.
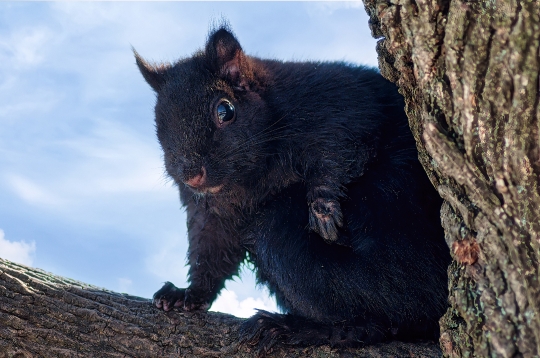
<box><xmin>217</xmin><ymin>100</ymin><xmax>235</xmax><ymax>123</ymax></box>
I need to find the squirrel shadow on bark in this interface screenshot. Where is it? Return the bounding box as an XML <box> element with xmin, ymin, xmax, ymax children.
<box><xmin>135</xmin><ymin>23</ymin><xmax>451</xmax><ymax>356</ymax></box>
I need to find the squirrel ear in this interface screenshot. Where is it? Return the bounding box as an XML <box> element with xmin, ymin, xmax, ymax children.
<box><xmin>134</xmin><ymin>49</ymin><xmax>170</xmax><ymax>92</ymax></box>
<box><xmin>205</xmin><ymin>27</ymin><xmax>247</xmax><ymax>86</ymax></box>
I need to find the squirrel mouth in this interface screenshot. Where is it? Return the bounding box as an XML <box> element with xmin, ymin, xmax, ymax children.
<box><xmin>205</xmin><ymin>184</ymin><xmax>224</xmax><ymax>194</ymax></box>
<box><xmin>189</xmin><ymin>184</ymin><xmax>224</xmax><ymax>194</ymax></box>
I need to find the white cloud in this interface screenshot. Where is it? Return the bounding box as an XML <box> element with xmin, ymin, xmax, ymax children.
<box><xmin>0</xmin><ymin>87</ymin><xmax>62</xmax><ymax>120</ymax></box>
<box><xmin>3</xmin><ymin>119</ymin><xmax>169</xmax><ymax>212</ymax></box>
<box><xmin>0</xmin><ymin>27</ymin><xmax>54</xmax><ymax>68</ymax></box>
<box><xmin>0</xmin><ymin>229</ymin><xmax>36</xmax><ymax>266</ymax></box>
<box><xmin>309</xmin><ymin>1</ymin><xmax>365</xmax><ymax>14</ymax></box>
<box><xmin>118</xmin><ymin>278</ymin><xmax>133</xmax><ymax>293</ymax></box>
<box><xmin>6</xmin><ymin>174</ymin><xmax>63</xmax><ymax>207</ymax></box>
<box><xmin>58</xmin><ymin>119</ymin><xmax>167</xmax><ymax>195</ymax></box>
<box><xmin>210</xmin><ymin>288</ymin><xmax>279</xmax><ymax>318</ymax></box>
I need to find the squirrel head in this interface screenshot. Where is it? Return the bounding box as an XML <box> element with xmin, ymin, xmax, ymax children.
<box><xmin>135</xmin><ymin>25</ymin><xmax>273</xmax><ymax>196</ymax></box>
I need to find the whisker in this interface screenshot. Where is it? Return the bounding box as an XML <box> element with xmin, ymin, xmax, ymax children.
<box><xmin>214</xmin><ymin>126</ymin><xmax>298</xmax><ymax>161</ymax></box>
<box><xmin>215</xmin><ymin>133</ymin><xmax>299</xmax><ymax>164</ymax></box>
<box><xmin>219</xmin><ymin>124</ymin><xmax>294</xmax><ymax>156</ymax></box>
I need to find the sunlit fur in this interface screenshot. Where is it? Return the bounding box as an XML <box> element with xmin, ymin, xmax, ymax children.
<box><xmin>137</xmin><ymin>25</ymin><xmax>451</xmax><ymax>353</ymax></box>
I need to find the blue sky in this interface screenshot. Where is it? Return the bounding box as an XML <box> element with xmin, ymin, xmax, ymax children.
<box><xmin>0</xmin><ymin>1</ymin><xmax>377</xmax><ymax>317</ymax></box>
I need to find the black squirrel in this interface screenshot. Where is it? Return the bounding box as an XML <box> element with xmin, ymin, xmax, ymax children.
<box><xmin>135</xmin><ymin>24</ymin><xmax>451</xmax><ymax>353</ymax></box>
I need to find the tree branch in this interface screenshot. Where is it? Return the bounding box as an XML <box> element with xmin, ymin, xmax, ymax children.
<box><xmin>0</xmin><ymin>258</ymin><xmax>441</xmax><ymax>357</ymax></box>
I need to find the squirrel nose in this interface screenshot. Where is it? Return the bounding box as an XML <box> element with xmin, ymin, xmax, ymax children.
<box><xmin>185</xmin><ymin>167</ymin><xmax>207</xmax><ymax>188</ymax></box>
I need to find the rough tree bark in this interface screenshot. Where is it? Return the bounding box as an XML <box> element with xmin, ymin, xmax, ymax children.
<box><xmin>0</xmin><ymin>258</ymin><xmax>441</xmax><ymax>357</ymax></box>
<box><xmin>362</xmin><ymin>0</ymin><xmax>540</xmax><ymax>356</ymax></box>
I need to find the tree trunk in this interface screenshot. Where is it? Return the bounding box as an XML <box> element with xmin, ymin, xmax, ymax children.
<box><xmin>362</xmin><ymin>0</ymin><xmax>540</xmax><ymax>356</ymax></box>
<box><xmin>0</xmin><ymin>258</ymin><xmax>441</xmax><ymax>357</ymax></box>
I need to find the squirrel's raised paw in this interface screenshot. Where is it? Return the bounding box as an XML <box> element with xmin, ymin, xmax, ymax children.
<box><xmin>309</xmin><ymin>197</ymin><xmax>343</xmax><ymax>243</ymax></box>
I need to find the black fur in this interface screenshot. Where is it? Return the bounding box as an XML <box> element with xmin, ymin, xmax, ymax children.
<box><xmin>135</xmin><ymin>24</ymin><xmax>450</xmax><ymax>353</ymax></box>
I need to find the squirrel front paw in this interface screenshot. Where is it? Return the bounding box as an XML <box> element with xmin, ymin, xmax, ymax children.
<box><xmin>309</xmin><ymin>197</ymin><xmax>343</xmax><ymax>242</ymax></box>
<box><xmin>153</xmin><ymin>282</ymin><xmax>210</xmax><ymax>312</ymax></box>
